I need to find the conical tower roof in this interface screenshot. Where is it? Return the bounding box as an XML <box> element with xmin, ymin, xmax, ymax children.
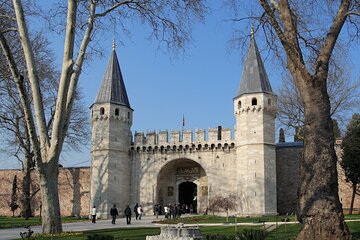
<box><xmin>94</xmin><ymin>46</ymin><xmax>131</xmax><ymax>108</ymax></box>
<box><xmin>236</xmin><ymin>32</ymin><xmax>273</xmax><ymax>97</ymax></box>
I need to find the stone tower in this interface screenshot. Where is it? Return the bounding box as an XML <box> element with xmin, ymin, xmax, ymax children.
<box><xmin>90</xmin><ymin>44</ymin><xmax>133</xmax><ymax>218</ymax></box>
<box><xmin>233</xmin><ymin>31</ymin><xmax>277</xmax><ymax>215</ymax></box>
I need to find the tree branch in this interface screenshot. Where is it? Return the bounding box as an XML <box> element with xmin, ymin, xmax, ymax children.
<box><xmin>49</xmin><ymin>0</ymin><xmax>77</xmax><ymax>160</ymax></box>
<box><xmin>0</xmin><ymin>31</ymin><xmax>43</xmax><ymax>170</ymax></box>
<box><xmin>346</xmin><ymin>11</ymin><xmax>360</xmax><ymax>16</ymax></box>
<box><xmin>315</xmin><ymin>1</ymin><xmax>351</xmax><ymax>79</ymax></box>
<box><xmin>61</xmin><ymin>0</ymin><xmax>96</xmax><ymax>149</ymax></box>
<box><xmin>94</xmin><ymin>0</ymin><xmax>133</xmax><ymax>18</ymax></box>
<box><xmin>12</xmin><ymin>0</ymin><xmax>50</xmax><ymax>151</ymax></box>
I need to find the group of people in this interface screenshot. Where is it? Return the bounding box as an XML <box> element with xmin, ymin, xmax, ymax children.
<box><xmin>90</xmin><ymin>203</ymin><xmax>143</xmax><ymax>225</ymax></box>
<box><xmin>117</xmin><ymin>203</ymin><xmax>143</xmax><ymax>224</ymax></box>
<box><xmin>91</xmin><ymin>203</ymin><xmax>193</xmax><ymax>224</ymax></box>
<box><xmin>164</xmin><ymin>203</ymin><xmax>191</xmax><ymax>219</ymax></box>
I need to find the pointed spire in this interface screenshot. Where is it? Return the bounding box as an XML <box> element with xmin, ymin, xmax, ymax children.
<box><xmin>112</xmin><ymin>39</ymin><xmax>116</xmax><ymax>51</ymax></box>
<box><xmin>94</xmin><ymin>44</ymin><xmax>131</xmax><ymax>108</ymax></box>
<box><xmin>236</xmin><ymin>31</ymin><xmax>273</xmax><ymax>97</ymax></box>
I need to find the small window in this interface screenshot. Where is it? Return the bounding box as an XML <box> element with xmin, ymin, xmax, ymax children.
<box><xmin>238</xmin><ymin>101</ymin><xmax>242</xmax><ymax>109</ymax></box>
<box><xmin>115</xmin><ymin>108</ymin><xmax>119</xmax><ymax>116</ymax></box>
<box><xmin>268</xmin><ymin>99</ymin><xmax>271</xmax><ymax>106</ymax></box>
<box><xmin>100</xmin><ymin>107</ymin><xmax>105</xmax><ymax>115</ymax></box>
<box><xmin>252</xmin><ymin>98</ymin><xmax>257</xmax><ymax>106</ymax></box>
<box><xmin>127</xmin><ymin>111</ymin><xmax>130</xmax><ymax>119</ymax></box>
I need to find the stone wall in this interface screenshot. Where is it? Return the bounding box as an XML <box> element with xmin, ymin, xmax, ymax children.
<box><xmin>276</xmin><ymin>142</ymin><xmax>302</xmax><ymax>214</ymax></box>
<box><xmin>0</xmin><ymin>142</ymin><xmax>359</xmax><ymax>217</ymax></box>
<box><xmin>0</xmin><ymin>167</ymin><xmax>90</xmax><ymax>217</ymax></box>
<box><xmin>276</xmin><ymin>142</ymin><xmax>360</xmax><ymax>215</ymax></box>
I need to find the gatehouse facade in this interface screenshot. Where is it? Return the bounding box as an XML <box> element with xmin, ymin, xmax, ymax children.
<box><xmin>90</xmin><ymin>34</ymin><xmax>278</xmax><ymax>218</ymax></box>
<box><xmin>0</xmin><ymin>36</ymin><xmax>358</xmax><ymax>219</ymax></box>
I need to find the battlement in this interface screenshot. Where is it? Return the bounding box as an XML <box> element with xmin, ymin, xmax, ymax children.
<box><xmin>132</xmin><ymin>126</ymin><xmax>234</xmax><ymax>147</ymax></box>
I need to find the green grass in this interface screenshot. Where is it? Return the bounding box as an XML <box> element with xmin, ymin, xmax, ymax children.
<box><xmin>21</xmin><ymin>226</ymin><xmax>262</xmax><ymax>240</ymax></box>
<box><xmin>0</xmin><ymin>216</ymin><xmax>89</xmax><ymax>229</ymax></box>
<box><xmin>25</xmin><ymin>227</ymin><xmax>160</xmax><ymax>240</ymax></box>
<box><xmin>266</xmin><ymin>223</ymin><xmax>301</xmax><ymax>240</ymax></box>
<box><xmin>154</xmin><ymin>214</ymin><xmax>297</xmax><ymax>224</ymax></box>
<box><xmin>201</xmin><ymin>225</ymin><xmax>262</xmax><ymax>236</ymax></box>
<box><xmin>12</xmin><ymin>222</ymin><xmax>360</xmax><ymax>240</ymax></box>
<box><xmin>266</xmin><ymin>221</ymin><xmax>360</xmax><ymax>240</ymax></box>
<box><xmin>345</xmin><ymin>214</ymin><xmax>360</xmax><ymax>220</ymax></box>
<box><xmin>2</xmin><ymin>214</ymin><xmax>357</xmax><ymax>230</ymax></box>
<box><xmin>4</xmin><ymin>214</ymin><xmax>360</xmax><ymax>239</ymax></box>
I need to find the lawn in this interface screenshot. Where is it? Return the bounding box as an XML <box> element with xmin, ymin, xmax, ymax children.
<box><xmin>0</xmin><ymin>216</ymin><xmax>89</xmax><ymax>229</ymax></box>
<box><xmin>20</xmin><ymin>220</ymin><xmax>360</xmax><ymax>240</ymax></box>
<box><xmin>153</xmin><ymin>214</ymin><xmax>297</xmax><ymax>224</ymax></box>
<box><xmin>3</xmin><ymin>214</ymin><xmax>360</xmax><ymax>239</ymax></box>
<box><xmin>24</xmin><ymin>226</ymin><xmax>262</xmax><ymax>240</ymax></box>
<box><xmin>2</xmin><ymin>214</ymin><xmax>359</xmax><ymax>229</ymax></box>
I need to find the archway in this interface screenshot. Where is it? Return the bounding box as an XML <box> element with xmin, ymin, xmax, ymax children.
<box><xmin>179</xmin><ymin>182</ymin><xmax>197</xmax><ymax>213</ymax></box>
<box><xmin>156</xmin><ymin>158</ymin><xmax>207</xmax><ymax>214</ymax></box>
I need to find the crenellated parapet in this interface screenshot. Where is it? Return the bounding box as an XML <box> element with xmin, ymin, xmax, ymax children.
<box><xmin>131</xmin><ymin>126</ymin><xmax>235</xmax><ymax>151</ymax></box>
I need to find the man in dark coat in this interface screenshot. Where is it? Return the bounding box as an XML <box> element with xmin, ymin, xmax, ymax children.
<box><xmin>110</xmin><ymin>205</ymin><xmax>119</xmax><ymax>224</ymax></box>
<box><xmin>124</xmin><ymin>205</ymin><xmax>132</xmax><ymax>224</ymax></box>
<box><xmin>134</xmin><ymin>203</ymin><xmax>139</xmax><ymax>220</ymax></box>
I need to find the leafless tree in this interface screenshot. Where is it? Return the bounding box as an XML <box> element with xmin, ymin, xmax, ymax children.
<box><xmin>209</xmin><ymin>194</ymin><xmax>237</xmax><ymax>221</ymax></box>
<box><xmin>228</xmin><ymin>1</ymin><xmax>359</xmax><ymax>239</ymax></box>
<box><xmin>277</xmin><ymin>65</ymin><xmax>360</xmax><ymax>133</ymax></box>
<box><xmin>0</xmin><ymin>31</ymin><xmax>89</xmax><ymax>219</ymax></box>
<box><xmin>0</xmin><ymin>0</ymin><xmax>206</xmax><ymax>234</ymax></box>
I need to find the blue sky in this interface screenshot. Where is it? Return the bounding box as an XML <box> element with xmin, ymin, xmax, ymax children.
<box><xmin>1</xmin><ymin>1</ymin><xmax>359</xmax><ymax>169</ymax></box>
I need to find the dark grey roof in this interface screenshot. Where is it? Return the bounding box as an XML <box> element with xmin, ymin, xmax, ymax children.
<box><xmin>236</xmin><ymin>34</ymin><xmax>273</xmax><ymax>97</ymax></box>
<box><xmin>94</xmin><ymin>49</ymin><xmax>131</xmax><ymax>108</ymax></box>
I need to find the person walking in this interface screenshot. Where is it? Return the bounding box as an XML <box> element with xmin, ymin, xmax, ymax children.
<box><xmin>154</xmin><ymin>204</ymin><xmax>160</xmax><ymax>219</ymax></box>
<box><xmin>134</xmin><ymin>203</ymin><xmax>139</xmax><ymax>220</ymax></box>
<box><xmin>124</xmin><ymin>205</ymin><xmax>132</xmax><ymax>224</ymax></box>
<box><xmin>164</xmin><ymin>205</ymin><xmax>169</xmax><ymax>219</ymax></box>
<box><xmin>91</xmin><ymin>205</ymin><xmax>97</xmax><ymax>223</ymax></box>
<box><xmin>110</xmin><ymin>205</ymin><xmax>119</xmax><ymax>224</ymax></box>
<box><xmin>137</xmin><ymin>205</ymin><xmax>143</xmax><ymax>220</ymax></box>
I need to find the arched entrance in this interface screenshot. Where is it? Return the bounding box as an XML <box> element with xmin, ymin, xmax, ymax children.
<box><xmin>156</xmin><ymin>158</ymin><xmax>207</xmax><ymax>213</ymax></box>
<box><xmin>179</xmin><ymin>182</ymin><xmax>197</xmax><ymax>213</ymax></box>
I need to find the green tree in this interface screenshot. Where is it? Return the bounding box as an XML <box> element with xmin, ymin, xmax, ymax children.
<box><xmin>9</xmin><ymin>175</ymin><xmax>19</xmax><ymax>217</ymax></box>
<box><xmin>341</xmin><ymin>114</ymin><xmax>360</xmax><ymax>215</ymax></box>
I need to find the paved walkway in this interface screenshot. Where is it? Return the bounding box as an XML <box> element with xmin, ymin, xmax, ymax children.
<box><xmin>0</xmin><ymin>215</ymin><xmax>161</xmax><ymax>240</ymax></box>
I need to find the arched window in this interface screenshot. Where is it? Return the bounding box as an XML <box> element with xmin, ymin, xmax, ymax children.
<box><xmin>252</xmin><ymin>97</ymin><xmax>257</xmax><ymax>106</ymax></box>
<box><xmin>238</xmin><ymin>101</ymin><xmax>242</xmax><ymax>109</ymax></box>
<box><xmin>268</xmin><ymin>99</ymin><xmax>271</xmax><ymax>106</ymax></box>
<box><xmin>115</xmin><ymin>108</ymin><xmax>119</xmax><ymax>116</ymax></box>
<box><xmin>100</xmin><ymin>107</ymin><xmax>105</xmax><ymax>115</ymax></box>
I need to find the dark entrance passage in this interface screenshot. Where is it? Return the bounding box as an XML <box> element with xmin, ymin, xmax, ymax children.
<box><xmin>179</xmin><ymin>182</ymin><xmax>197</xmax><ymax>213</ymax></box>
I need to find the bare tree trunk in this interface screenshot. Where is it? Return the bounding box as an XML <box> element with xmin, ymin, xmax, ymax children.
<box><xmin>39</xmin><ymin>164</ymin><xmax>62</xmax><ymax>233</ymax></box>
<box><xmin>295</xmin><ymin>74</ymin><xmax>350</xmax><ymax>240</ymax></box>
<box><xmin>19</xmin><ymin>155</ymin><xmax>32</xmax><ymax>219</ymax></box>
<box><xmin>349</xmin><ymin>183</ymin><xmax>357</xmax><ymax>215</ymax></box>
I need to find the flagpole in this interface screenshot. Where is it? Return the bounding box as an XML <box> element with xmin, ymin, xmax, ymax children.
<box><xmin>182</xmin><ymin>114</ymin><xmax>185</xmax><ymax>132</ymax></box>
